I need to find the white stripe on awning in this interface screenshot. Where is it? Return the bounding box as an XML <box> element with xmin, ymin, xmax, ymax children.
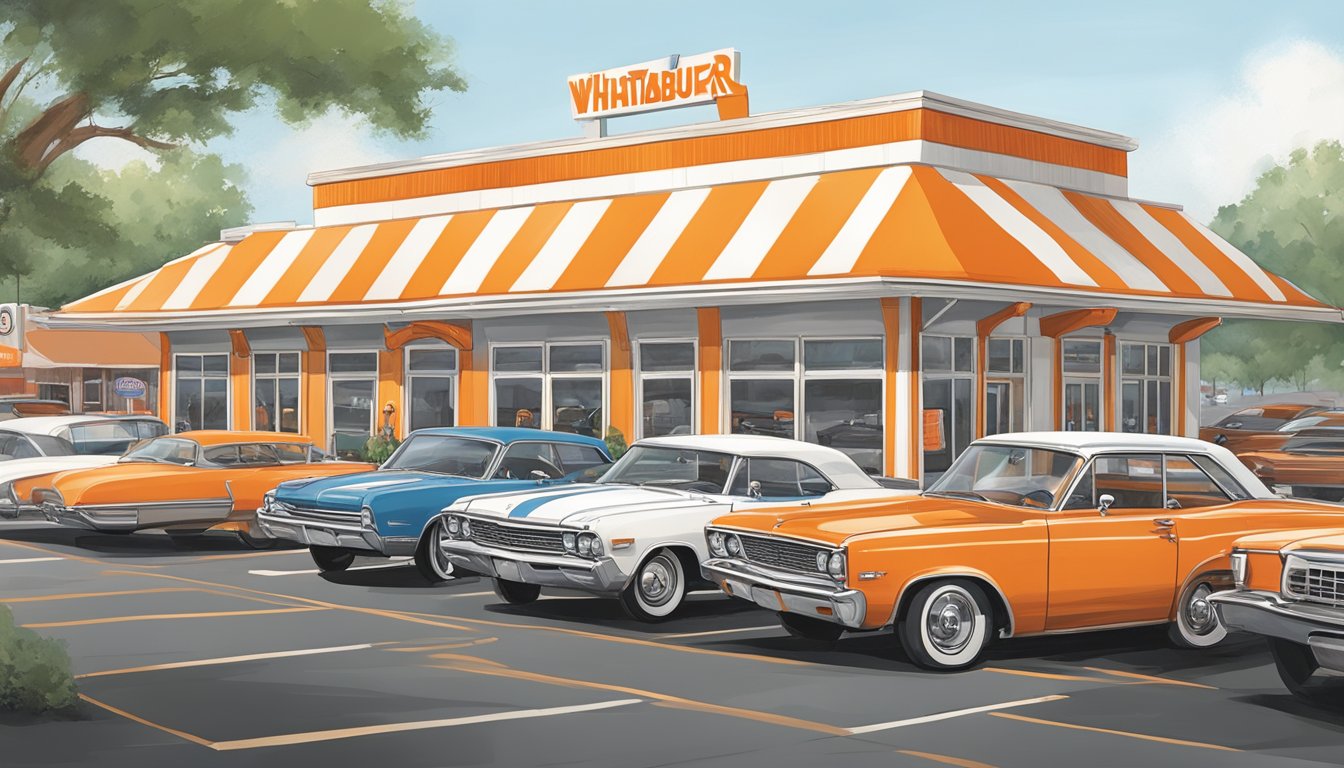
<box><xmin>1181</xmin><ymin>214</ymin><xmax>1286</xmax><ymax>302</ymax></box>
<box><xmin>606</xmin><ymin>188</ymin><xmax>710</xmax><ymax>287</ymax></box>
<box><xmin>703</xmin><ymin>175</ymin><xmax>819</xmax><ymax>281</ymax></box>
<box><xmin>808</xmin><ymin>165</ymin><xmax>912</xmax><ymax>276</ymax></box>
<box><xmin>363</xmin><ymin>216</ymin><xmax>453</xmax><ymax>301</ymax></box>
<box><xmin>229</xmin><ymin>230</ymin><xmax>317</xmax><ymax>306</ymax></box>
<box><xmin>1111</xmin><ymin>201</ymin><xmax>1230</xmax><ymax>297</ymax></box>
<box><xmin>511</xmin><ymin>200</ymin><xmax>611</xmax><ymax>292</ymax></box>
<box><xmin>161</xmin><ymin>244</ymin><xmax>234</xmax><ymax>310</ymax></box>
<box><xmin>440</xmin><ymin>206</ymin><xmax>532</xmax><ymax>296</ymax></box>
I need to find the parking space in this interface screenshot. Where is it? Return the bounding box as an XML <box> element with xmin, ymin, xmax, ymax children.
<box><xmin>2</xmin><ymin>529</ymin><xmax>1342</xmax><ymax>768</ymax></box>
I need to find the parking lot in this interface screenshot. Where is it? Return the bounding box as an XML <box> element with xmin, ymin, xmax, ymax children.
<box><xmin>1</xmin><ymin>524</ymin><xmax>1342</xmax><ymax>768</ymax></box>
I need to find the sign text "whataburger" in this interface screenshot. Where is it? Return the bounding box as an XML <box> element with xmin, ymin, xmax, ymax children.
<box><xmin>568</xmin><ymin>48</ymin><xmax>743</xmax><ymax>120</ymax></box>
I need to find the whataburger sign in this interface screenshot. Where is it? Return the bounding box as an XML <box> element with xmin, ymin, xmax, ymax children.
<box><xmin>568</xmin><ymin>48</ymin><xmax>744</xmax><ymax>120</ymax></box>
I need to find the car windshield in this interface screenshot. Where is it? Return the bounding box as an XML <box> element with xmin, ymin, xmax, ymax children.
<box><xmin>926</xmin><ymin>444</ymin><xmax>1082</xmax><ymax>509</ymax></box>
<box><xmin>1216</xmin><ymin>406</ymin><xmax>1317</xmax><ymax>431</ymax></box>
<box><xmin>1277</xmin><ymin>414</ymin><xmax>1344</xmax><ymax>432</ymax></box>
<box><xmin>382</xmin><ymin>434</ymin><xmax>498</xmax><ymax>478</ymax></box>
<box><xmin>600</xmin><ymin>446</ymin><xmax>735</xmax><ymax>494</ymax></box>
<box><xmin>119</xmin><ymin>437</ymin><xmax>199</xmax><ymax>465</ymax></box>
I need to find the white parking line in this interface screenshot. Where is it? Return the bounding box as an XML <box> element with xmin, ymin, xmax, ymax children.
<box><xmin>210</xmin><ymin>698</ymin><xmax>644</xmax><ymax>750</ymax></box>
<box><xmin>249</xmin><ymin>560</ymin><xmax>413</xmax><ymax>577</ymax></box>
<box><xmin>845</xmin><ymin>694</ymin><xmax>1069</xmax><ymax>735</ymax></box>
<box><xmin>660</xmin><ymin>625</ymin><xmax>778</xmax><ymax>639</ymax></box>
<box><xmin>77</xmin><ymin>642</ymin><xmax>386</xmax><ymax>679</ymax></box>
<box><xmin>0</xmin><ymin>556</ymin><xmax>62</xmax><ymax>565</ymax></box>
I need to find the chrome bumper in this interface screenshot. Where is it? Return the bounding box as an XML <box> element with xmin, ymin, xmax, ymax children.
<box><xmin>438</xmin><ymin>539</ymin><xmax>627</xmax><ymax>593</ymax></box>
<box><xmin>1210</xmin><ymin>589</ymin><xmax>1344</xmax><ymax>672</ymax></box>
<box><xmin>255</xmin><ymin>508</ymin><xmax>414</xmax><ymax>556</ymax></box>
<box><xmin>701</xmin><ymin>557</ymin><xmax>868</xmax><ymax>629</ymax></box>
<box><xmin>41</xmin><ymin>503</ymin><xmax>137</xmax><ymax>532</ymax></box>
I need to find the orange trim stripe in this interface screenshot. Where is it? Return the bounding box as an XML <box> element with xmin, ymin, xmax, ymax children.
<box><xmin>398</xmin><ymin>211</ymin><xmax>494</xmax><ymax>300</ymax></box>
<box><xmin>474</xmin><ymin>203</ymin><xmax>573</xmax><ymax>295</ymax></box>
<box><xmin>552</xmin><ymin>193</ymin><xmax>670</xmax><ymax>291</ymax></box>
<box><xmin>123</xmin><ymin>252</ymin><xmax>214</xmax><ymax>312</ymax></box>
<box><xmin>1266</xmin><ymin>273</ymin><xmax>1318</xmax><ymax>305</ymax></box>
<box><xmin>650</xmin><ymin>182</ymin><xmax>767</xmax><ymax>285</ymax></box>
<box><xmin>1063</xmin><ymin>192</ymin><xmax>1200</xmax><ymax>295</ymax></box>
<box><xmin>263</xmin><ymin>226</ymin><xmax>352</xmax><ymax>306</ymax></box>
<box><xmin>855</xmin><ymin>167</ymin><xmax>967</xmax><ymax>278</ymax></box>
<box><xmin>753</xmin><ymin>167</ymin><xmax>883</xmax><ymax>280</ymax></box>
<box><xmin>189</xmin><ymin>231</ymin><xmax>286</xmax><ymax>310</ymax></box>
<box><xmin>327</xmin><ymin>219</ymin><xmax>418</xmax><ymax>303</ymax></box>
<box><xmin>1140</xmin><ymin>205</ymin><xmax>1269</xmax><ymax>302</ymax></box>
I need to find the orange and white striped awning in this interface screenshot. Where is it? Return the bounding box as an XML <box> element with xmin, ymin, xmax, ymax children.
<box><xmin>64</xmin><ymin>164</ymin><xmax>1326</xmax><ymax>316</ymax></box>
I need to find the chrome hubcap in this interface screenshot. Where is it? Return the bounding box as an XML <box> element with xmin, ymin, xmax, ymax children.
<box><xmin>1186</xmin><ymin>585</ymin><xmax>1215</xmax><ymax>633</ymax></box>
<box><xmin>926</xmin><ymin>591</ymin><xmax>975</xmax><ymax>653</ymax></box>
<box><xmin>639</xmin><ymin>557</ymin><xmax>677</xmax><ymax>606</ymax></box>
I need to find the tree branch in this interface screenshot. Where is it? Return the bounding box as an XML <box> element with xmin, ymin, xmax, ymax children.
<box><xmin>46</xmin><ymin>123</ymin><xmax>179</xmax><ymax>167</ymax></box>
<box><xmin>0</xmin><ymin>58</ymin><xmax>28</xmax><ymax>106</ymax></box>
<box><xmin>11</xmin><ymin>91</ymin><xmax>91</xmax><ymax>175</ymax></box>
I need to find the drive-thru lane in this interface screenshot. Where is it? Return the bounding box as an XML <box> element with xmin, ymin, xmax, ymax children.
<box><xmin>2</xmin><ymin>527</ymin><xmax>1342</xmax><ymax>768</ymax></box>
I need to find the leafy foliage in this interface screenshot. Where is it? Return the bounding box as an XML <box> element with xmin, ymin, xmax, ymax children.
<box><xmin>0</xmin><ymin>605</ymin><xmax>77</xmax><ymax>714</ymax></box>
<box><xmin>362</xmin><ymin>434</ymin><xmax>401</xmax><ymax>465</ymax></box>
<box><xmin>604</xmin><ymin>426</ymin><xmax>629</xmax><ymax>460</ymax></box>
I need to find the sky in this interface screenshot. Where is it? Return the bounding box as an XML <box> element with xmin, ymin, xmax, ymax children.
<box><xmin>78</xmin><ymin>1</ymin><xmax>1344</xmax><ymax>227</ymax></box>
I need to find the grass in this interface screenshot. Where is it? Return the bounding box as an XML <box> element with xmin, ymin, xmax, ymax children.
<box><xmin>0</xmin><ymin>604</ymin><xmax>77</xmax><ymax>714</ymax></box>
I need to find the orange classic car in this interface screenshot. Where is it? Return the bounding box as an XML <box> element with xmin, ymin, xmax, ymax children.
<box><xmin>25</xmin><ymin>431</ymin><xmax>372</xmax><ymax>539</ymax></box>
<box><xmin>1210</xmin><ymin>529</ymin><xmax>1344</xmax><ymax>703</ymax></box>
<box><xmin>702</xmin><ymin>432</ymin><xmax>1344</xmax><ymax>670</ymax></box>
<box><xmin>1199</xmin><ymin>404</ymin><xmax>1333</xmax><ymax>454</ymax></box>
<box><xmin>1238</xmin><ymin>428</ymin><xmax>1344</xmax><ymax>502</ymax></box>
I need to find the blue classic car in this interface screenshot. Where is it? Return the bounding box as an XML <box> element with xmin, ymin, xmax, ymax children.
<box><xmin>256</xmin><ymin>427</ymin><xmax>612</xmax><ymax>582</ymax></box>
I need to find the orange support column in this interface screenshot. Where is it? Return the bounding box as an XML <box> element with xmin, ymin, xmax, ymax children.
<box><xmin>377</xmin><ymin>348</ymin><xmax>404</xmax><ymax>439</ymax></box>
<box><xmin>1040</xmin><ymin>308</ymin><xmax>1117</xmax><ymax>431</ymax></box>
<box><xmin>974</xmin><ymin>302</ymin><xmax>1031</xmax><ymax>437</ymax></box>
<box><xmin>158</xmin><ymin>333</ymin><xmax>172</xmax><ymax>422</ymax></box>
<box><xmin>880</xmin><ymin>298</ymin><xmax>901</xmax><ymax>477</ymax></box>
<box><xmin>1103</xmin><ymin>333</ymin><xmax>1117</xmax><ymax>431</ymax></box>
<box><xmin>301</xmin><ymin>327</ymin><xmax>327</xmax><ymax>445</ymax></box>
<box><xmin>907</xmin><ymin>297</ymin><xmax>922</xmax><ymax>480</ymax></box>
<box><xmin>228</xmin><ymin>331</ymin><xmax>251</xmax><ymax>431</ymax></box>
<box><xmin>606</xmin><ymin>312</ymin><xmax>634</xmax><ymax>442</ymax></box>
<box><xmin>697</xmin><ymin>308</ymin><xmax>722</xmax><ymax>435</ymax></box>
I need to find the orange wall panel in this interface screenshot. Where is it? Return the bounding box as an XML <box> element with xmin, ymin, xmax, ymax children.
<box><xmin>606</xmin><ymin>312</ymin><xmax>634</xmax><ymax>442</ymax></box>
<box><xmin>378</xmin><ymin>348</ymin><xmax>404</xmax><ymax>439</ymax></box>
<box><xmin>697</xmin><ymin>307</ymin><xmax>722</xmax><ymax>435</ymax></box>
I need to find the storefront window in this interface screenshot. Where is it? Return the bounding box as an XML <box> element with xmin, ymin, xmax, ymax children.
<box><xmin>1061</xmin><ymin>339</ymin><xmax>1103</xmax><ymax>432</ymax></box>
<box><xmin>727</xmin><ymin>338</ymin><xmax>883</xmax><ymax>473</ymax></box>
<box><xmin>406</xmin><ymin>346</ymin><xmax>457</xmax><ymax>431</ymax></box>
<box><xmin>922</xmin><ymin>335</ymin><xmax>975</xmax><ymax>477</ymax></box>
<box><xmin>491</xmin><ymin>343</ymin><xmax>605</xmax><ymax>435</ymax></box>
<box><xmin>638</xmin><ymin>341</ymin><xmax>695</xmax><ymax>438</ymax></box>
<box><xmin>328</xmin><ymin>351</ymin><xmax>377</xmax><ymax>458</ymax></box>
<box><xmin>985</xmin><ymin>338</ymin><xmax>1026</xmax><ymax>436</ymax></box>
<box><xmin>82</xmin><ymin>374</ymin><xmax>103</xmax><ymax>412</ymax></box>
<box><xmin>1120</xmin><ymin>342</ymin><xmax>1172</xmax><ymax>435</ymax></box>
<box><xmin>253</xmin><ymin>352</ymin><xmax>301</xmax><ymax>433</ymax></box>
<box><xmin>174</xmin><ymin>353</ymin><xmax>228</xmax><ymax>432</ymax></box>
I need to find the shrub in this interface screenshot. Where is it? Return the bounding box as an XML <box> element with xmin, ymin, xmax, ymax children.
<box><xmin>0</xmin><ymin>605</ymin><xmax>78</xmax><ymax>714</ymax></box>
<box><xmin>362</xmin><ymin>434</ymin><xmax>401</xmax><ymax>465</ymax></box>
<box><xmin>604</xmin><ymin>426</ymin><xmax>629</xmax><ymax>460</ymax></box>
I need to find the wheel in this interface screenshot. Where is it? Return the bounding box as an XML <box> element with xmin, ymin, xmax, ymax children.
<box><xmin>1168</xmin><ymin>581</ymin><xmax>1227</xmax><ymax>648</ymax></box>
<box><xmin>618</xmin><ymin>548</ymin><xmax>686</xmax><ymax>622</ymax></box>
<box><xmin>1269</xmin><ymin>638</ymin><xmax>1344</xmax><ymax>703</ymax></box>
<box><xmin>309</xmin><ymin>545</ymin><xmax>355</xmax><ymax>572</ymax></box>
<box><xmin>413</xmin><ymin>521</ymin><xmax>455</xmax><ymax>584</ymax></box>
<box><xmin>898</xmin><ymin>579</ymin><xmax>993</xmax><ymax>671</ymax></box>
<box><xmin>779</xmin><ymin>612</ymin><xmax>844</xmax><ymax>644</ymax></box>
<box><xmin>492</xmin><ymin>578</ymin><xmax>541</xmax><ymax>604</ymax></box>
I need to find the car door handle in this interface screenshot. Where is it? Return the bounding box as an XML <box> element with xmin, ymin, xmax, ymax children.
<box><xmin>1154</xmin><ymin>519</ymin><xmax>1174</xmax><ymax>528</ymax></box>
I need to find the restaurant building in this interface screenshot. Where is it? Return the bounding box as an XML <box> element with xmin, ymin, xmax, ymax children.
<box><xmin>40</xmin><ymin>57</ymin><xmax>1339</xmax><ymax>479</ymax></box>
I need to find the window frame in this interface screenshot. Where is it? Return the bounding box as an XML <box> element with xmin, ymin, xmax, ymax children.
<box><xmin>488</xmin><ymin>341</ymin><xmax>608</xmax><ymax>433</ymax></box>
<box><xmin>635</xmin><ymin>338</ymin><xmax>698</xmax><ymax>440</ymax></box>
<box><xmin>920</xmin><ymin>333</ymin><xmax>977</xmax><ymax>472</ymax></box>
<box><xmin>172</xmin><ymin>352</ymin><xmax>231</xmax><ymax>433</ymax></box>
<box><xmin>403</xmin><ymin>342</ymin><xmax>460</xmax><ymax>434</ymax></box>
<box><xmin>1060</xmin><ymin>337</ymin><xmax>1105</xmax><ymax>433</ymax></box>
<box><xmin>326</xmin><ymin>349</ymin><xmax>380</xmax><ymax>447</ymax></box>
<box><xmin>1118</xmin><ymin>340</ymin><xmax>1174</xmax><ymax>436</ymax></box>
<box><xmin>251</xmin><ymin>351</ymin><xmax>303</xmax><ymax>434</ymax></box>
<box><xmin>1057</xmin><ymin>450</ymin><xmax>1245</xmax><ymax>512</ymax></box>
<box><xmin>984</xmin><ymin>336</ymin><xmax>1029</xmax><ymax>436</ymax></box>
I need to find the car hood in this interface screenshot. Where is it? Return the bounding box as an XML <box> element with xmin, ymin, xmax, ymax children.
<box><xmin>457</xmin><ymin>484</ymin><xmax>718</xmax><ymax>526</ymax></box>
<box><xmin>0</xmin><ymin>455</ymin><xmax>116</xmax><ymax>484</ymax></box>
<box><xmin>274</xmin><ymin>470</ymin><xmax>501</xmax><ymax>512</ymax></box>
<box><xmin>720</xmin><ymin>495</ymin><xmax>1045</xmax><ymax>547</ymax></box>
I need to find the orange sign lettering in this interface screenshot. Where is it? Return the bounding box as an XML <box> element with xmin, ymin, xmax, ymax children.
<box><xmin>568</xmin><ymin>49</ymin><xmax>744</xmax><ymax>120</ymax></box>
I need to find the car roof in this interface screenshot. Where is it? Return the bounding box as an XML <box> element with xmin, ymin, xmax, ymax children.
<box><xmin>171</xmin><ymin>431</ymin><xmax>315</xmax><ymax>447</ymax></box>
<box><xmin>633</xmin><ymin>434</ymin><xmax>878</xmax><ymax>488</ymax></box>
<box><xmin>977</xmin><ymin>431</ymin><xmax>1226</xmax><ymax>457</ymax></box>
<box><xmin>408</xmin><ymin>426</ymin><xmax>608</xmax><ymax>448</ymax></box>
<box><xmin>0</xmin><ymin>414</ymin><xmax>163</xmax><ymax>435</ymax></box>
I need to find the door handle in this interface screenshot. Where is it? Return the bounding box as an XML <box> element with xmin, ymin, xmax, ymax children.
<box><xmin>1154</xmin><ymin>519</ymin><xmax>1175</xmax><ymax>528</ymax></box>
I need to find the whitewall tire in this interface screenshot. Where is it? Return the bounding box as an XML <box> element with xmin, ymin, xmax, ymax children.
<box><xmin>619</xmin><ymin>548</ymin><xmax>686</xmax><ymax>622</ymax></box>
<box><xmin>899</xmin><ymin>579</ymin><xmax>993</xmax><ymax>671</ymax></box>
<box><xmin>1169</xmin><ymin>581</ymin><xmax>1227</xmax><ymax>648</ymax></box>
<box><xmin>413</xmin><ymin>521</ymin><xmax>455</xmax><ymax>584</ymax></box>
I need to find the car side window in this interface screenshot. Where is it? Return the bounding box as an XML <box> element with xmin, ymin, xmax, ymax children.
<box><xmin>202</xmin><ymin>446</ymin><xmax>240</xmax><ymax>466</ymax></box>
<box><xmin>1093</xmin><ymin>454</ymin><xmax>1164</xmax><ymax>510</ymax></box>
<box><xmin>10</xmin><ymin>436</ymin><xmax>40</xmax><ymax>460</ymax></box>
<box><xmin>553</xmin><ymin>443</ymin><xmax>609</xmax><ymax>473</ymax></box>
<box><xmin>0</xmin><ymin>434</ymin><xmax>17</xmax><ymax>459</ymax></box>
<box><xmin>272</xmin><ymin>444</ymin><xmax>310</xmax><ymax>464</ymax></box>
<box><xmin>237</xmin><ymin>444</ymin><xmax>281</xmax><ymax>466</ymax></box>
<box><xmin>1189</xmin><ymin>455</ymin><xmax>1251</xmax><ymax>500</ymax></box>
<box><xmin>496</xmin><ymin>442</ymin><xmax>563</xmax><ymax>480</ymax></box>
<box><xmin>729</xmin><ymin>458</ymin><xmax>832</xmax><ymax>498</ymax></box>
<box><xmin>1164</xmin><ymin>455</ymin><xmax>1232</xmax><ymax>509</ymax></box>
<box><xmin>1062</xmin><ymin>463</ymin><xmax>1095</xmax><ymax>509</ymax></box>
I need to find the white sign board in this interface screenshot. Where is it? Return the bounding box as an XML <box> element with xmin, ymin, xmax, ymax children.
<box><xmin>567</xmin><ymin>48</ymin><xmax>744</xmax><ymax>121</ymax></box>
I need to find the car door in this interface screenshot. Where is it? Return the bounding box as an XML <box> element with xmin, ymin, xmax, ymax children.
<box><xmin>1046</xmin><ymin>453</ymin><xmax>1178</xmax><ymax>631</ymax></box>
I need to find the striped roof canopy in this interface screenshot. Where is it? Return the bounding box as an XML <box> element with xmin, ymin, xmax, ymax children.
<box><xmin>64</xmin><ymin>164</ymin><xmax>1325</xmax><ymax>318</ymax></box>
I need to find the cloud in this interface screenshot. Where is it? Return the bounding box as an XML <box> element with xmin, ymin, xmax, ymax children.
<box><xmin>1135</xmin><ymin>40</ymin><xmax>1344</xmax><ymax>222</ymax></box>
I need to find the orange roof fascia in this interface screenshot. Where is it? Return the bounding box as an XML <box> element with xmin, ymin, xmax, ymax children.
<box><xmin>1039</xmin><ymin>307</ymin><xmax>1117</xmax><ymax>338</ymax></box>
<box><xmin>313</xmin><ymin>108</ymin><xmax>1128</xmax><ymax>209</ymax></box>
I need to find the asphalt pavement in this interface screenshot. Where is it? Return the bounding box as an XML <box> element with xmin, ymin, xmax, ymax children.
<box><xmin>1</xmin><ymin>523</ymin><xmax>1342</xmax><ymax>768</ymax></box>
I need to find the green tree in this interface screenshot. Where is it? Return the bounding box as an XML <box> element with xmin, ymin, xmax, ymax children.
<box><xmin>0</xmin><ymin>0</ymin><xmax>465</xmax><ymax>279</ymax></box>
<box><xmin>1200</xmin><ymin>352</ymin><xmax>1243</xmax><ymax>395</ymax></box>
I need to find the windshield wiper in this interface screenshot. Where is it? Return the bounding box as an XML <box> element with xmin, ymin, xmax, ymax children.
<box><xmin>924</xmin><ymin>489</ymin><xmax>991</xmax><ymax>503</ymax></box>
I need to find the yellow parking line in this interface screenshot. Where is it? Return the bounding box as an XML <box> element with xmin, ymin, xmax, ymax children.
<box><xmin>23</xmin><ymin>606</ymin><xmax>325</xmax><ymax>629</ymax></box>
<box><xmin>981</xmin><ymin>667</ymin><xmax>1131</xmax><ymax>684</ymax></box>
<box><xmin>175</xmin><ymin>550</ymin><xmax>310</xmax><ymax>563</ymax></box>
<box><xmin>426</xmin><ymin>659</ymin><xmax>850</xmax><ymax>736</ymax></box>
<box><xmin>899</xmin><ymin>750</ymin><xmax>1000</xmax><ymax>768</ymax></box>
<box><xmin>79</xmin><ymin>694</ymin><xmax>213</xmax><ymax>747</ymax></box>
<box><xmin>989</xmin><ymin>712</ymin><xmax>1239</xmax><ymax>752</ymax></box>
<box><xmin>1083</xmin><ymin>667</ymin><xmax>1217</xmax><ymax>690</ymax></box>
<box><xmin>390</xmin><ymin>638</ymin><xmax>499</xmax><ymax>652</ymax></box>
<box><xmin>658</xmin><ymin>625</ymin><xmax>778</xmax><ymax>639</ymax></box>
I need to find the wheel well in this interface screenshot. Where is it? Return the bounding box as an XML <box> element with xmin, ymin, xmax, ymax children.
<box><xmin>894</xmin><ymin>575</ymin><xmax>1013</xmax><ymax>636</ymax></box>
<box><xmin>650</xmin><ymin>545</ymin><xmax>709</xmax><ymax>590</ymax></box>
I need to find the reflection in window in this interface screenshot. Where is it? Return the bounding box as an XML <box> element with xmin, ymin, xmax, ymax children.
<box><xmin>253</xmin><ymin>352</ymin><xmax>301</xmax><ymax>433</ymax></box>
<box><xmin>1061</xmin><ymin>339</ymin><xmax>1103</xmax><ymax>432</ymax></box>
<box><xmin>407</xmin><ymin>347</ymin><xmax>457</xmax><ymax>431</ymax></box>
<box><xmin>639</xmin><ymin>341</ymin><xmax>694</xmax><ymax>438</ymax></box>
<box><xmin>923</xmin><ymin>335</ymin><xmax>975</xmax><ymax>478</ymax></box>
<box><xmin>174</xmin><ymin>353</ymin><xmax>228</xmax><ymax>432</ymax></box>
<box><xmin>490</xmin><ymin>343</ymin><xmax>605</xmax><ymax>435</ymax></box>
<box><xmin>985</xmin><ymin>338</ymin><xmax>1026</xmax><ymax>436</ymax></box>
<box><xmin>1120</xmin><ymin>342</ymin><xmax>1172</xmax><ymax>435</ymax></box>
<box><xmin>328</xmin><ymin>352</ymin><xmax>377</xmax><ymax>459</ymax></box>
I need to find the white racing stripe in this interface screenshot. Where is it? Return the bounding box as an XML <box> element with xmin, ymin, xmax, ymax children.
<box><xmin>0</xmin><ymin>556</ymin><xmax>62</xmax><ymax>564</ymax></box>
<box><xmin>845</xmin><ymin>694</ymin><xmax>1068</xmax><ymax>735</ymax></box>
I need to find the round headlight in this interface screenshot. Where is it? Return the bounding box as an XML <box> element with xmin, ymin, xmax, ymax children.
<box><xmin>446</xmin><ymin>516</ymin><xmax>461</xmax><ymax>536</ymax></box>
<box><xmin>589</xmin><ymin>536</ymin><xmax>604</xmax><ymax>557</ymax></box>
<box><xmin>563</xmin><ymin>532</ymin><xmax>577</xmax><ymax>552</ymax></box>
<box><xmin>360</xmin><ymin>506</ymin><xmax>374</xmax><ymax>529</ymax></box>
<box><xmin>708</xmin><ymin>531</ymin><xmax>727</xmax><ymax>557</ymax></box>
<box><xmin>725</xmin><ymin>534</ymin><xmax>742</xmax><ymax>557</ymax></box>
<box><xmin>460</xmin><ymin>518</ymin><xmax>472</xmax><ymax>539</ymax></box>
<box><xmin>577</xmin><ymin>535</ymin><xmax>592</xmax><ymax>556</ymax></box>
<box><xmin>827</xmin><ymin>551</ymin><xmax>846</xmax><ymax>579</ymax></box>
<box><xmin>816</xmin><ymin>551</ymin><xmax>829</xmax><ymax>573</ymax></box>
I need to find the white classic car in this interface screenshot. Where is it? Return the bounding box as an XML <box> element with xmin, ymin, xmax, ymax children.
<box><xmin>0</xmin><ymin>415</ymin><xmax>168</xmax><ymax>518</ymax></box>
<box><xmin>438</xmin><ymin>434</ymin><xmax>917</xmax><ymax>621</ymax></box>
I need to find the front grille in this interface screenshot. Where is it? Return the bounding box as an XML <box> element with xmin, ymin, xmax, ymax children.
<box><xmin>1285</xmin><ymin>561</ymin><xmax>1344</xmax><ymax>606</ymax></box>
<box><xmin>280</xmin><ymin>503</ymin><xmax>361</xmax><ymax>525</ymax></box>
<box><xmin>469</xmin><ymin>518</ymin><xmax>565</xmax><ymax>553</ymax></box>
<box><xmin>738</xmin><ymin>533</ymin><xmax>828</xmax><ymax>574</ymax></box>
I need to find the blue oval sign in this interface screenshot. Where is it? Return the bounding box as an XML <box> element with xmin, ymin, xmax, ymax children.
<box><xmin>113</xmin><ymin>377</ymin><xmax>147</xmax><ymax>399</ymax></box>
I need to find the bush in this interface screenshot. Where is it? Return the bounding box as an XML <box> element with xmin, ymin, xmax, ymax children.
<box><xmin>362</xmin><ymin>434</ymin><xmax>401</xmax><ymax>465</ymax></box>
<box><xmin>604</xmin><ymin>426</ymin><xmax>629</xmax><ymax>460</ymax></box>
<box><xmin>0</xmin><ymin>605</ymin><xmax>78</xmax><ymax>714</ymax></box>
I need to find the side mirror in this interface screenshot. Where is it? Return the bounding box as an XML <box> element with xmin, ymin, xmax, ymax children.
<box><xmin>1098</xmin><ymin>493</ymin><xmax>1115</xmax><ymax>516</ymax></box>
<box><xmin>748</xmin><ymin>480</ymin><xmax>762</xmax><ymax>499</ymax></box>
